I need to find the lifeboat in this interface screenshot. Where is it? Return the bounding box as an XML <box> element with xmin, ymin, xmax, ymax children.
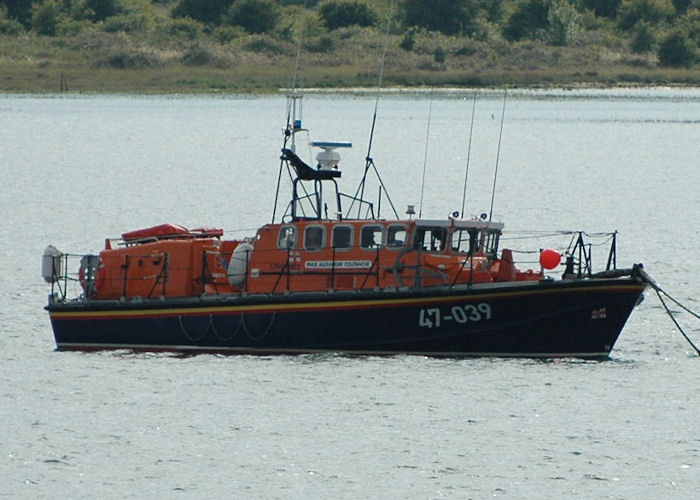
<box><xmin>43</xmin><ymin>95</ymin><xmax>649</xmax><ymax>358</ymax></box>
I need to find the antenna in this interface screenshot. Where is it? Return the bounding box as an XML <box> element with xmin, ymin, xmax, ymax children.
<box><xmin>348</xmin><ymin>0</ymin><xmax>398</xmax><ymax>220</ymax></box>
<box><xmin>489</xmin><ymin>88</ymin><xmax>507</xmax><ymax>222</ymax></box>
<box><xmin>363</xmin><ymin>0</ymin><xmax>392</xmax><ymax>169</ymax></box>
<box><xmin>460</xmin><ymin>90</ymin><xmax>477</xmax><ymax>218</ymax></box>
<box><xmin>418</xmin><ymin>93</ymin><xmax>434</xmax><ymax>218</ymax></box>
<box><xmin>272</xmin><ymin>3</ymin><xmax>308</xmax><ymax>223</ymax></box>
<box><xmin>289</xmin><ymin>0</ymin><xmax>307</xmax><ymax>97</ymax></box>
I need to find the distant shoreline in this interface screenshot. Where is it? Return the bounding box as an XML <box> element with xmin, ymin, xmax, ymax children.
<box><xmin>1</xmin><ymin>65</ymin><xmax>699</xmax><ymax>95</ymax></box>
<box><xmin>2</xmin><ymin>82</ymin><xmax>698</xmax><ymax>96</ymax></box>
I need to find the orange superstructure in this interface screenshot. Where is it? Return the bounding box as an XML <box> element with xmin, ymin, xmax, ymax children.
<box><xmin>81</xmin><ymin>226</ymin><xmax>239</xmax><ymax>300</ymax></box>
<box><xmin>79</xmin><ymin>217</ymin><xmax>543</xmax><ymax>301</ymax></box>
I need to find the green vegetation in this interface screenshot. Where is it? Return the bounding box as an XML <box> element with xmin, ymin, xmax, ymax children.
<box><xmin>225</xmin><ymin>0</ymin><xmax>280</xmax><ymax>33</ymax></box>
<box><xmin>0</xmin><ymin>0</ymin><xmax>699</xmax><ymax>93</ymax></box>
<box><xmin>319</xmin><ymin>1</ymin><xmax>377</xmax><ymax>30</ymax></box>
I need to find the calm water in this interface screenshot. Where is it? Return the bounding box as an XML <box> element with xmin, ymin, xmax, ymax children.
<box><xmin>1</xmin><ymin>89</ymin><xmax>699</xmax><ymax>498</ymax></box>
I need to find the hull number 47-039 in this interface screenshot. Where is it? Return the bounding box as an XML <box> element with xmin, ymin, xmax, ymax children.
<box><xmin>419</xmin><ymin>303</ymin><xmax>492</xmax><ymax>328</ymax></box>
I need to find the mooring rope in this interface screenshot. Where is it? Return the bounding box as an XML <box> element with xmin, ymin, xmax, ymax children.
<box><xmin>654</xmin><ymin>288</ymin><xmax>700</xmax><ymax>356</ymax></box>
<box><xmin>657</xmin><ymin>289</ymin><xmax>700</xmax><ymax>320</ymax></box>
<box><xmin>637</xmin><ymin>268</ymin><xmax>700</xmax><ymax>356</ymax></box>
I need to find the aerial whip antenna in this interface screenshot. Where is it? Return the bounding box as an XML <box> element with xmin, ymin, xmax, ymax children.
<box><xmin>489</xmin><ymin>88</ymin><xmax>507</xmax><ymax>222</ymax></box>
<box><xmin>460</xmin><ymin>90</ymin><xmax>477</xmax><ymax>218</ymax></box>
<box><xmin>363</xmin><ymin>0</ymin><xmax>391</xmax><ymax>171</ymax></box>
<box><xmin>349</xmin><ymin>0</ymin><xmax>398</xmax><ymax>220</ymax></box>
<box><xmin>272</xmin><ymin>1</ymin><xmax>308</xmax><ymax>223</ymax></box>
<box><xmin>418</xmin><ymin>93</ymin><xmax>434</xmax><ymax>218</ymax></box>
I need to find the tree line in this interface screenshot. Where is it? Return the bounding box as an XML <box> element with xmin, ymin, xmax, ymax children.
<box><xmin>1</xmin><ymin>0</ymin><xmax>698</xmax><ymax>68</ymax></box>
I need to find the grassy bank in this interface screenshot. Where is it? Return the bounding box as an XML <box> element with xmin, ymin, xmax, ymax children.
<box><xmin>1</xmin><ymin>29</ymin><xmax>699</xmax><ymax>94</ymax></box>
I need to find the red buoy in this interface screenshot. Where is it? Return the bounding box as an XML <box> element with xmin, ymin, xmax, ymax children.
<box><xmin>539</xmin><ymin>249</ymin><xmax>561</xmax><ymax>270</ymax></box>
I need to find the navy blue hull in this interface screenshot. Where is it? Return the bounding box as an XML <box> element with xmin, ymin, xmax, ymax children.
<box><xmin>47</xmin><ymin>278</ymin><xmax>646</xmax><ymax>358</ymax></box>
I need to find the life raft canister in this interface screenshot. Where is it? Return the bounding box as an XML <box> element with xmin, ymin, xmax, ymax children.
<box><xmin>227</xmin><ymin>242</ymin><xmax>254</xmax><ymax>286</ymax></box>
<box><xmin>42</xmin><ymin>245</ymin><xmax>63</xmax><ymax>284</ymax></box>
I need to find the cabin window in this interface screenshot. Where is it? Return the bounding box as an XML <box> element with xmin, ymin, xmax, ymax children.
<box><xmin>360</xmin><ymin>225</ymin><xmax>383</xmax><ymax>249</ymax></box>
<box><xmin>450</xmin><ymin>229</ymin><xmax>479</xmax><ymax>254</ymax></box>
<box><xmin>414</xmin><ymin>227</ymin><xmax>448</xmax><ymax>252</ymax></box>
<box><xmin>278</xmin><ymin>225</ymin><xmax>297</xmax><ymax>250</ymax></box>
<box><xmin>304</xmin><ymin>225</ymin><xmax>325</xmax><ymax>251</ymax></box>
<box><xmin>484</xmin><ymin>231</ymin><xmax>500</xmax><ymax>256</ymax></box>
<box><xmin>332</xmin><ymin>225</ymin><xmax>353</xmax><ymax>251</ymax></box>
<box><xmin>386</xmin><ymin>224</ymin><xmax>408</xmax><ymax>249</ymax></box>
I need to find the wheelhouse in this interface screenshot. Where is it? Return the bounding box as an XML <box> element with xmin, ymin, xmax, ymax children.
<box><xmin>413</xmin><ymin>219</ymin><xmax>502</xmax><ymax>257</ymax></box>
<box><xmin>268</xmin><ymin>218</ymin><xmax>502</xmax><ymax>256</ymax></box>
